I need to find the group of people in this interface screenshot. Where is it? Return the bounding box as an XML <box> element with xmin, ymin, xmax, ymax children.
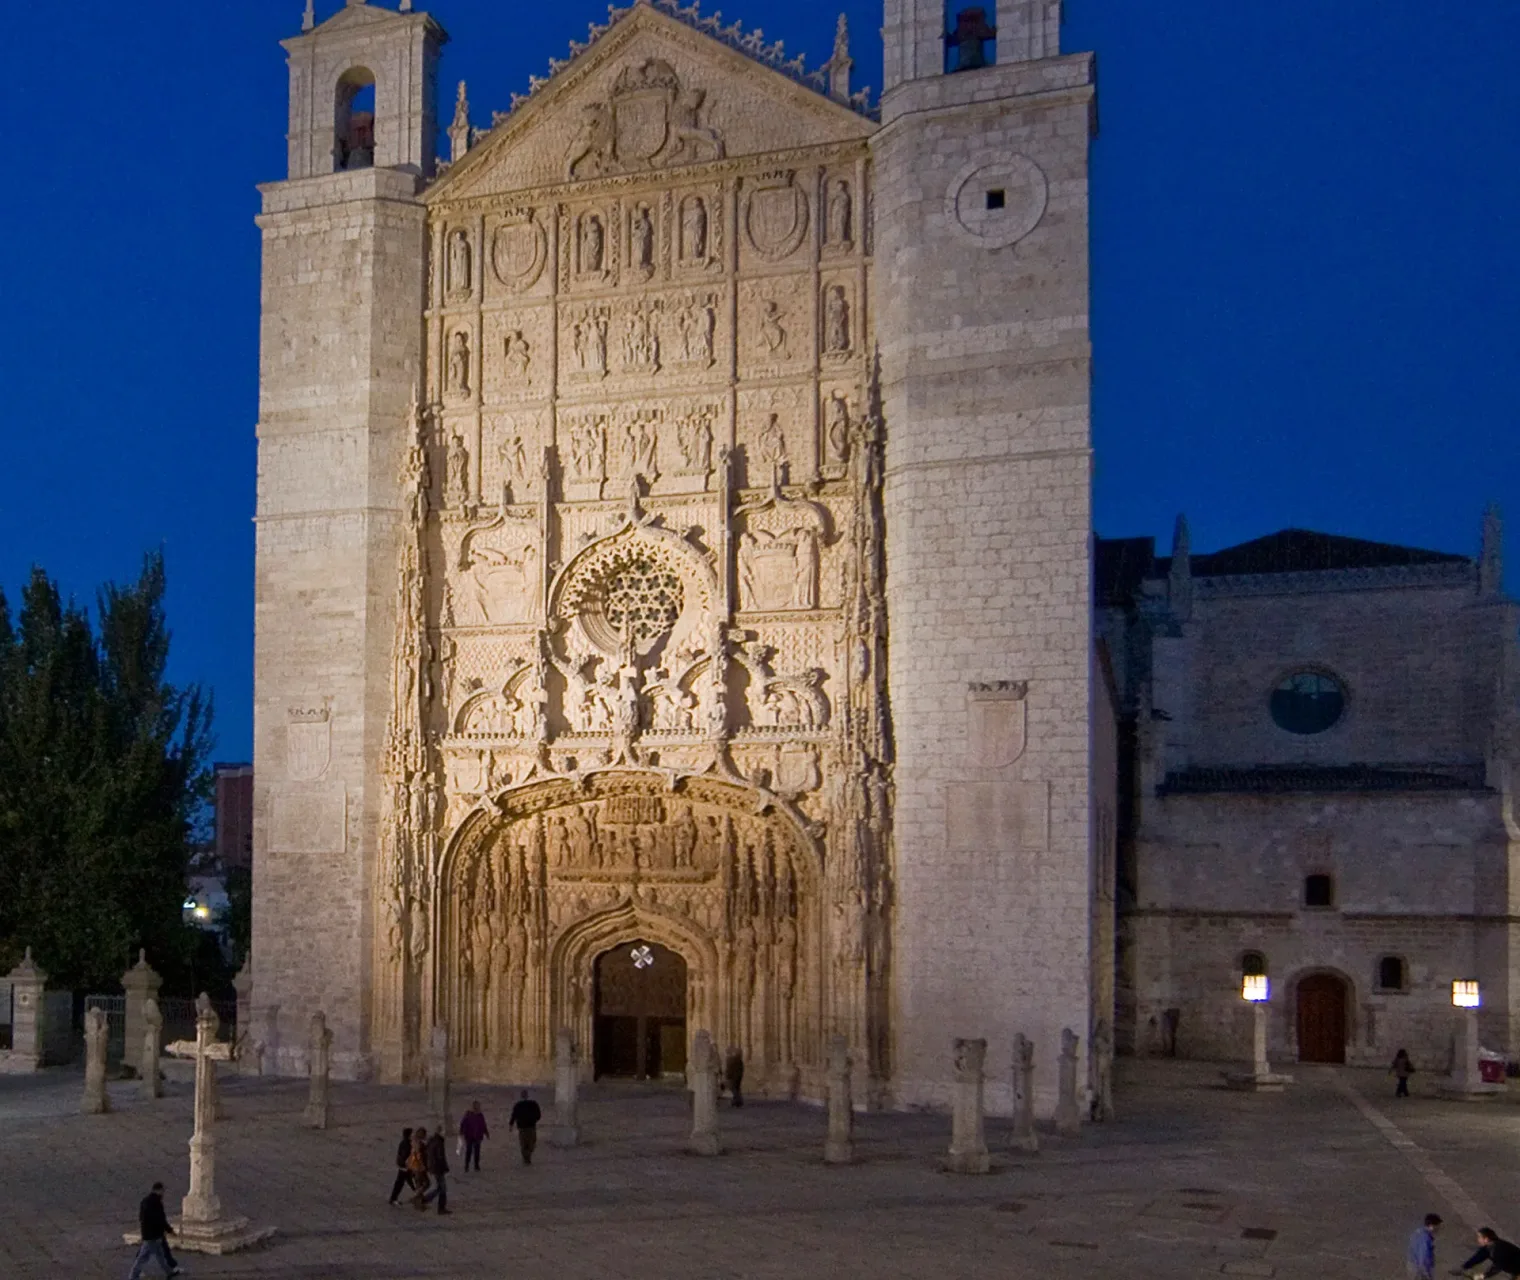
<box><xmin>386</xmin><ymin>1091</ymin><xmax>544</xmax><ymax>1216</ymax></box>
<box><xmin>1409</xmin><ymin>1215</ymin><xmax>1520</xmax><ymax>1279</ymax></box>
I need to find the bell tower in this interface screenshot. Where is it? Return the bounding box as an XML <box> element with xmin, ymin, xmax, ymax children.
<box><xmin>871</xmin><ymin>1</ymin><xmax>1100</xmax><ymax>1112</ymax></box>
<box><xmin>250</xmin><ymin>1</ymin><xmax>446</xmax><ymax>1080</ymax></box>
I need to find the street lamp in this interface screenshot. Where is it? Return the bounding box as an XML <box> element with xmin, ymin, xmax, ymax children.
<box><xmin>1242</xmin><ymin>975</ymin><xmax>1269</xmax><ymax>1003</ymax></box>
<box><xmin>1452</xmin><ymin>979</ymin><xmax>1480</xmax><ymax>1009</ymax></box>
<box><xmin>1440</xmin><ymin>978</ymin><xmax>1493</xmax><ymax>1098</ymax></box>
<box><xmin>1224</xmin><ymin>969</ymin><xmax>1288</xmax><ymax>1090</ymax></box>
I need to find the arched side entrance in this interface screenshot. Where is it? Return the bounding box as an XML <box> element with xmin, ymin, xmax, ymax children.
<box><xmin>1296</xmin><ymin>972</ymin><xmax>1348</xmax><ymax>1063</ymax></box>
<box><xmin>594</xmin><ymin>940</ymin><xmax>687</xmax><ymax>1079</ymax></box>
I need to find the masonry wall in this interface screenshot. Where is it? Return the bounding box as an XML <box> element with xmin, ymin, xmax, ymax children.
<box><xmin>873</xmin><ymin>50</ymin><xmax>1096</xmax><ymax>1114</ymax></box>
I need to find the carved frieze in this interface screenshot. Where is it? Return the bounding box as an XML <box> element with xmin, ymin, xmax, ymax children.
<box><xmin>565</xmin><ymin>58</ymin><xmax>726</xmax><ymax>182</ymax></box>
<box><xmin>482</xmin><ymin>308</ymin><xmax>551</xmax><ymax>404</ymax></box>
<box><xmin>737</xmin><ymin>276</ymin><xmax>811</xmax><ymax>380</ymax></box>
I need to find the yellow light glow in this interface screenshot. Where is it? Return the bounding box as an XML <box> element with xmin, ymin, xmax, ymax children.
<box><xmin>194</xmin><ymin>906</ymin><xmax>210</xmax><ymax>920</ymax></box>
<box><xmin>1242</xmin><ymin>974</ymin><xmax>1269</xmax><ymax>1002</ymax></box>
<box><xmin>1452</xmin><ymin>979</ymin><xmax>1481</xmax><ymax>1008</ymax></box>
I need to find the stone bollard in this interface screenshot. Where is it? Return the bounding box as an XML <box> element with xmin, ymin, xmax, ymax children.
<box><xmin>1055</xmin><ymin>1028</ymin><xmax>1081</xmax><ymax>1137</ymax></box>
<box><xmin>83</xmin><ymin>1007</ymin><xmax>112</xmax><ymax>1114</ymax></box>
<box><xmin>1091</xmin><ymin>1018</ymin><xmax>1114</xmax><ymax>1121</ymax></box>
<box><xmin>427</xmin><ymin>1025</ymin><xmax>452</xmax><ymax>1135</ymax></box>
<box><xmin>2</xmin><ymin>949</ymin><xmax>48</xmax><ymax>1072</ymax></box>
<box><xmin>302</xmin><ymin>1011</ymin><xmax>332</xmax><ymax>1130</ymax></box>
<box><xmin>824</xmin><ymin>1034</ymin><xmax>854</xmax><ymax>1165</ymax></box>
<box><xmin>688</xmin><ymin>1030</ymin><xmax>722</xmax><ymax>1156</ymax></box>
<box><xmin>946</xmin><ymin>1037</ymin><xmax>990</xmax><ymax>1173</ymax></box>
<box><xmin>1010</xmin><ymin>1033</ymin><xmax>1038</xmax><ymax>1153</ymax></box>
<box><xmin>140</xmin><ymin>998</ymin><xmax>164</xmax><ymax>1100</ymax></box>
<box><xmin>253</xmin><ymin>1004</ymin><xmax>280</xmax><ymax>1077</ymax></box>
<box><xmin>121</xmin><ymin>950</ymin><xmax>161</xmax><ymax>1079</ymax></box>
<box><xmin>548</xmin><ymin>1027</ymin><xmax>580</xmax><ymax>1147</ymax></box>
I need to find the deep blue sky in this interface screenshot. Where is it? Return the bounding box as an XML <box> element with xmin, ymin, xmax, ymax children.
<box><xmin>1</xmin><ymin>0</ymin><xmax>1515</xmax><ymax>761</ymax></box>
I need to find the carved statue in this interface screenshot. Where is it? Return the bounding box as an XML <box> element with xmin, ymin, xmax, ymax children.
<box><xmin>580</xmin><ymin>213</ymin><xmax>604</xmax><ymax>274</ymax></box>
<box><xmin>824</xmin><ymin>285</ymin><xmax>851</xmax><ymax>353</ymax></box>
<box><xmin>448</xmin><ymin>331</ymin><xmax>471</xmax><ymax>395</ymax></box>
<box><xmin>445</xmin><ymin>431</ymin><xmax>470</xmax><ymax>508</ymax></box>
<box><xmin>669</xmin><ymin>87</ymin><xmax>725</xmax><ymax>163</ymax></box>
<box><xmin>503</xmin><ymin>330</ymin><xmax>531</xmax><ymax>379</ymax></box>
<box><xmin>569</xmin><ymin>418</ymin><xmax>606</xmax><ymax>481</ymax></box>
<box><xmin>448</xmin><ymin>229</ymin><xmax>473</xmax><ymax>297</ymax></box>
<box><xmin>566</xmin><ymin>103</ymin><xmax>613</xmax><ymax>180</ymax></box>
<box><xmin>681</xmin><ymin>195</ymin><xmax>708</xmax><ymax>261</ymax></box>
<box><xmin>631</xmin><ymin>205</ymin><xmax>654</xmax><ymax>273</ymax></box>
<box><xmin>826</xmin><ymin>392</ymin><xmax>850</xmax><ymax>464</ymax></box>
<box><xmin>826</xmin><ymin>179</ymin><xmax>852</xmax><ymax>246</ymax></box>
<box><xmin>757</xmin><ymin>414</ymin><xmax>787</xmax><ymax>467</ymax></box>
<box><xmin>676</xmin><ymin>414</ymin><xmax>713</xmax><ymax>473</ymax></box>
<box><xmin>759</xmin><ymin>301</ymin><xmax>787</xmax><ymax>356</ymax></box>
<box><xmin>499</xmin><ymin>430</ymin><xmax>529</xmax><ymax>485</ymax></box>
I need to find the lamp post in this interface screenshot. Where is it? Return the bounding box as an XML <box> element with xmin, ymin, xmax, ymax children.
<box><xmin>1440</xmin><ymin>979</ymin><xmax>1497</xmax><ymax>1099</ymax></box>
<box><xmin>1223</xmin><ymin>972</ymin><xmax>1290</xmax><ymax>1091</ymax></box>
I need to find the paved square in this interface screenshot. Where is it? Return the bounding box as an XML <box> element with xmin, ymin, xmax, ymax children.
<box><xmin>4</xmin><ymin>1061</ymin><xmax>1517</xmax><ymax>1279</ymax></box>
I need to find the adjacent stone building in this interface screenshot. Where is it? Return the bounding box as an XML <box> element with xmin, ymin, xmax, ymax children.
<box><xmin>251</xmin><ymin>0</ymin><xmax>1111</xmax><ymax>1112</ymax></box>
<box><xmin>1104</xmin><ymin>518</ymin><xmax>1520</xmax><ymax>1071</ymax></box>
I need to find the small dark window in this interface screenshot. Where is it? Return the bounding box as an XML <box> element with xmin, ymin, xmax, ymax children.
<box><xmin>1241</xmin><ymin>951</ymin><xmax>1267</xmax><ymax>978</ymax></box>
<box><xmin>1303</xmin><ymin>874</ymin><xmax>1334</xmax><ymax>908</ymax></box>
<box><xmin>1270</xmin><ymin>671</ymin><xmax>1345</xmax><ymax>735</ymax></box>
<box><xmin>1378</xmin><ymin>956</ymin><xmax>1406</xmax><ymax>991</ymax></box>
<box><xmin>985</xmin><ymin>189</ymin><xmax>1006</xmax><ymax>210</ymax></box>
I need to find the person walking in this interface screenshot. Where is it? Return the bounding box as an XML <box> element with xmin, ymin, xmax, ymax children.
<box><xmin>127</xmin><ymin>1182</ymin><xmax>182</xmax><ymax>1279</ymax></box>
<box><xmin>724</xmin><ymin>1045</ymin><xmax>745</xmax><ymax>1108</ymax></box>
<box><xmin>509</xmin><ymin>1089</ymin><xmax>543</xmax><ymax>1165</ymax></box>
<box><xmin>1391</xmin><ymin>1048</ymin><xmax>1416</xmax><ymax>1099</ymax></box>
<box><xmin>1408</xmin><ymin>1212</ymin><xmax>1443</xmax><ymax>1279</ymax></box>
<box><xmin>408</xmin><ymin>1126</ymin><xmax>431</xmax><ymax>1210</ymax></box>
<box><xmin>422</xmin><ymin>1127</ymin><xmax>451</xmax><ymax>1215</ymax></box>
<box><xmin>1454</xmin><ymin>1226</ymin><xmax>1520</xmax><ymax>1278</ymax></box>
<box><xmin>460</xmin><ymin>1102</ymin><xmax>489</xmax><ymax>1172</ymax></box>
<box><xmin>387</xmin><ymin>1127</ymin><xmax>415</xmax><ymax>1206</ymax></box>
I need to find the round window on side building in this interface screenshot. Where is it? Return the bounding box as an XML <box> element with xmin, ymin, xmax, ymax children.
<box><xmin>1270</xmin><ymin>671</ymin><xmax>1345</xmax><ymax>735</ymax></box>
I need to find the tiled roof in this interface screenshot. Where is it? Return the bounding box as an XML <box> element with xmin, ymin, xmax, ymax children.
<box><xmin>1161</xmin><ymin>529</ymin><xmax>1469</xmax><ymax>578</ymax></box>
<box><xmin>1157</xmin><ymin>763</ymin><xmax>1489</xmax><ymax>796</ymax></box>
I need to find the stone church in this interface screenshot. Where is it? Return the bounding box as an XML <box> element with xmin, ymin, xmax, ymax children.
<box><xmin>250</xmin><ymin>0</ymin><xmax>1107</xmax><ymax>1110</ymax></box>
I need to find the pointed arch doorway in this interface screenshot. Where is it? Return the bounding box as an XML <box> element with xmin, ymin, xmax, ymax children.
<box><xmin>593</xmin><ymin>940</ymin><xmax>688</xmax><ymax>1080</ymax></box>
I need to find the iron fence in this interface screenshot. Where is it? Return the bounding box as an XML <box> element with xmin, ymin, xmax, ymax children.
<box><xmin>83</xmin><ymin>994</ymin><xmax>127</xmax><ymax>1065</ymax></box>
<box><xmin>159</xmin><ymin>997</ymin><xmax>237</xmax><ymax>1050</ymax></box>
<box><xmin>0</xmin><ymin>981</ymin><xmax>12</xmax><ymax>1051</ymax></box>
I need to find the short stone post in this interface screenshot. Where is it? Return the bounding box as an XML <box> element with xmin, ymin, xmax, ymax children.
<box><xmin>824</xmin><ymin>1034</ymin><xmax>854</xmax><ymax>1165</ymax></box>
<box><xmin>3</xmin><ymin>949</ymin><xmax>47</xmax><ymax>1072</ymax></box>
<box><xmin>1010</xmin><ymin>1033</ymin><xmax>1038</xmax><ymax>1153</ymax></box>
<box><xmin>426</xmin><ymin>1025</ymin><xmax>451</xmax><ymax>1135</ymax></box>
<box><xmin>232</xmin><ymin>958</ymin><xmax>255</xmax><ymax>1075</ymax></box>
<box><xmin>1092</xmin><ymin>1018</ymin><xmax>1114</xmax><ymax>1121</ymax></box>
<box><xmin>946</xmin><ymin>1037</ymin><xmax>990</xmax><ymax>1173</ymax></box>
<box><xmin>548</xmin><ymin>1027</ymin><xmax>580</xmax><ymax>1147</ymax></box>
<box><xmin>688</xmin><ymin>1029</ymin><xmax>721</xmax><ymax>1156</ymax></box>
<box><xmin>82</xmin><ymin>1007</ymin><xmax>112</xmax><ymax>1114</ymax></box>
<box><xmin>302</xmin><ymin>1011</ymin><xmax>332</xmax><ymax>1130</ymax></box>
<box><xmin>1055</xmin><ymin>1028</ymin><xmax>1081</xmax><ymax>1137</ymax></box>
<box><xmin>121</xmin><ymin>950</ymin><xmax>161</xmax><ymax>1078</ymax></box>
<box><xmin>140</xmin><ymin>997</ymin><xmax>164</xmax><ymax>1100</ymax></box>
<box><xmin>252</xmin><ymin>1003</ymin><xmax>280</xmax><ymax>1077</ymax></box>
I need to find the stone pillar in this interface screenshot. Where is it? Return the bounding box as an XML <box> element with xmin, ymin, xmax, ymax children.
<box><xmin>232</xmin><ymin>958</ymin><xmax>255</xmax><ymax>1075</ymax></box>
<box><xmin>3</xmin><ymin>949</ymin><xmax>47</xmax><ymax>1071</ymax></box>
<box><xmin>82</xmin><ymin>1007</ymin><xmax>111</xmax><ymax>1114</ymax></box>
<box><xmin>1055</xmin><ymin>1028</ymin><xmax>1081</xmax><ymax>1137</ymax></box>
<box><xmin>426</xmin><ymin>1025</ymin><xmax>451</xmax><ymax>1134</ymax></box>
<box><xmin>1251</xmin><ymin>1001</ymin><xmax>1269</xmax><ymax>1077</ymax></box>
<box><xmin>946</xmin><ymin>1038</ymin><xmax>990</xmax><ymax>1174</ymax></box>
<box><xmin>252</xmin><ymin>1004</ymin><xmax>280</xmax><ymax>1076</ymax></box>
<box><xmin>121</xmin><ymin>950</ymin><xmax>161</xmax><ymax>1077</ymax></box>
<box><xmin>1010</xmin><ymin>1033</ymin><xmax>1038</xmax><ymax>1154</ymax></box>
<box><xmin>140</xmin><ymin>998</ymin><xmax>164</xmax><ymax>1100</ymax></box>
<box><xmin>548</xmin><ymin>1027</ymin><xmax>579</xmax><ymax>1147</ymax></box>
<box><xmin>824</xmin><ymin>1034</ymin><xmax>854</xmax><ymax>1165</ymax></box>
<box><xmin>182</xmin><ymin>997</ymin><xmax>222</xmax><ymax>1227</ymax></box>
<box><xmin>688</xmin><ymin>1029</ymin><xmax>721</xmax><ymax>1156</ymax></box>
<box><xmin>1439</xmin><ymin>1006</ymin><xmax>1499</xmax><ymax>1099</ymax></box>
<box><xmin>302</xmin><ymin>1011</ymin><xmax>332</xmax><ymax>1130</ymax></box>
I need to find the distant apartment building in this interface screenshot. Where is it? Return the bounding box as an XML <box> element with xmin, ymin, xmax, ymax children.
<box><xmin>214</xmin><ymin>763</ymin><xmax>254</xmax><ymax>870</ymax></box>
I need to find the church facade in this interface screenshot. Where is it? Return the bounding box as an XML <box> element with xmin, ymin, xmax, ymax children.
<box><xmin>250</xmin><ymin>0</ymin><xmax>1108</xmax><ymax>1111</ymax></box>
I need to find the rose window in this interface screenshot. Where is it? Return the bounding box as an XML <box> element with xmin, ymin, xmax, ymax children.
<box><xmin>601</xmin><ymin>558</ymin><xmax>683</xmax><ymax>648</ymax></box>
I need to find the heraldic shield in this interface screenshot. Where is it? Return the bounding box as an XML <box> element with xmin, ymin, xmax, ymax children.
<box><xmin>966</xmin><ymin>682</ymin><xmax>1028</xmax><ymax>768</ymax></box>
<box><xmin>286</xmin><ymin>705</ymin><xmax>332</xmax><ymax>781</ymax></box>
<box><xmin>611</xmin><ymin>59</ymin><xmax>679</xmax><ymax>164</ymax></box>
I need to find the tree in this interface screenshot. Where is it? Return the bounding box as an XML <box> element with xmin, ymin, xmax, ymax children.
<box><xmin>0</xmin><ymin>552</ymin><xmax>213</xmax><ymax>990</ymax></box>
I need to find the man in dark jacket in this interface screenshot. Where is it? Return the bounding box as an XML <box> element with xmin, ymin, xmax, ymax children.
<box><xmin>509</xmin><ymin>1089</ymin><xmax>543</xmax><ymax>1165</ymax></box>
<box><xmin>387</xmin><ymin>1127</ymin><xmax>414</xmax><ymax>1205</ymax></box>
<box><xmin>422</xmin><ymin>1129</ymin><xmax>451</xmax><ymax>1215</ymax></box>
<box><xmin>459</xmin><ymin>1102</ymin><xmax>489</xmax><ymax>1172</ymax></box>
<box><xmin>1455</xmin><ymin>1227</ymin><xmax>1520</xmax><ymax>1277</ymax></box>
<box><xmin>127</xmin><ymin>1182</ymin><xmax>182</xmax><ymax>1278</ymax></box>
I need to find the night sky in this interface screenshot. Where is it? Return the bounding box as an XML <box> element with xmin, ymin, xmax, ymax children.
<box><xmin>1</xmin><ymin>0</ymin><xmax>1514</xmax><ymax>760</ymax></box>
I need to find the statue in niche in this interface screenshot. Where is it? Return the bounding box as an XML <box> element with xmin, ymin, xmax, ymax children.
<box><xmin>624</xmin><ymin>418</ymin><xmax>658</xmax><ymax>478</ymax></box>
<box><xmin>445</xmin><ymin>431</ymin><xmax>470</xmax><ymax>508</ymax></box>
<box><xmin>568</xmin><ymin>419</ymin><xmax>606</xmax><ymax>481</ymax></box>
<box><xmin>681</xmin><ymin>195</ymin><xmax>707</xmax><ymax>261</ymax></box>
<box><xmin>580</xmin><ymin>213</ymin><xmax>605</xmax><ymax>274</ymax></box>
<box><xmin>448</xmin><ymin>229</ymin><xmax>473</xmax><ymax>297</ymax></box>
<box><xmin>630</xmin><ymin>205</ymin><xmax>654</xmax><ymax>274</ymax></box>
<box><xmin>498</xmin><ymin>429</ymin><xmax>529</xmax><ymax>486</ymax></box>
<box><xmin>759</xmin><ymin>301</ymin><xmax>788</xmax><ymax>356</ymax></box>
<box><xmin>824</xmin><ymin>285</ymin><xmax>851</xmax><ymax>353</ymax></box>
<box><xmin>826</xmin><ymin>178</ymin><xmax>853</xmax><ymax>247</ymax></box>
<box><xmin>503</xmin><ymin>330</ymin><xmax>531</xmax><ymax>379</ymax></box>
<box><xmin>756</xmin><ymin>414</ymin><xmax>787</xmax><ymax>468</ymax></box>
<box><xmin>621</xmin><ymin>306</ymin><xmax>658</xmax><ymax>369</ymax></box>
<box><xmin>739</xmin><ymin>527</ymin><xmax>819</xmax><ymax>611</ymax></box>
<box><xmin>825</xmin><ymin>392</ymin><xmax>850</xmax><ymax>464</ymax></box>
<box><xmin>676</xmin><ymin>414</ymin><xmax>712</xmax><ymax>473</ymax></box>
<box><xmin>573</xmin><ymin>312</ymin><xmax>608</xmax><ymax>376</ymax></box>
<box><xmin>448</xmin><ymin>331</ymin><xmax>471</xmax><ymax>395</ymax></box>
<box><xmin>673</xmin><ymin>806</ymin><xmax>699</xmax><ymax>868</ymax></box>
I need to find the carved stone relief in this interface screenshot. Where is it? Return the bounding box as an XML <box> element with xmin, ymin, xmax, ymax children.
<box><xmin>565</xmin><ymin>59</ymin><xmax>726</xmax><ymax>182</ymax></box>
<box><xmin>823</xmin><ymin>176</ymin><xmax>853</xmax><ymax>253</ymax></box>
<box><xmin>738</xmin><ymin>277</ymin><xmax>810</xmax><ymax>379</ymax></box>
<box><xmin>446</xmin><ymin>329</ymin><xmax>473</xmax><ymax>399</ymax></box>
<box><xmin>742</xmin><ymin>170</ymin><xmax>810</xmax><ymax>262</ymax></box>
<box><xmin>446</xmin><ymin>228</ymin><xmax>473</xmax><ymax>301</ymax></box>
<box><xmin>481</xmin><ymin>410</ymin><xmax>547</xmax><ymax>501</ymax></box>
<box><xmin>447</xmin><ymin>505</ymin><xmax>542</xmax><ymax>628</ymax></box>
<box><xmin>490</xmin><ymin>208</ymin><xmax>549</xmax><ymax>293</ymax></box>
<box><xmin>483</xmin><ymin>309</ymin><xmax>550</xmax><ymax>403</ymax></box>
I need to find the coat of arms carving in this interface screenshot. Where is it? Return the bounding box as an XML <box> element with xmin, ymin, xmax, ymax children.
<box><xmin>966</xmin><ymin>681</ymin><xmax>1028</xmax><ymax>768</ymax></box>
<box><xmin>286</xmin><ymin>703</ymin><xmax>332</xmax><ymax>781</ymax></box>
<box><xmin>567</xmin><ymin>59</ymin><xmax>725</xmax><ymax>181</ymax></box>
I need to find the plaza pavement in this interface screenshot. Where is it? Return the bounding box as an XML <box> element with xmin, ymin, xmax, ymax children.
<box><xmin>3</xmin><ymin>1058</ymin><xmax>1517</xmax><ymax>1279</ymax></box>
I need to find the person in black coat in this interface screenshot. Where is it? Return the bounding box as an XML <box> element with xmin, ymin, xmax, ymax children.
<box><xmin>509</xmin><ymin>1090</ymin><xmax>543</xmax><ymax>1165</ymax></box>
<box><xmin>1455</xmin><ymin>1227</ymin><xmax>1520</xmax><ymax>1278</ymax></box>
<box><xmin>387</xmin><ymin>1127</ymin><xmax>414</xmax><ymax>1206</ymax></box>
<box><xmin>127</xmin><ymin>1182</ymin><xmax>181</xmax><ymax>1278</ymax></box>
<box><xmin>421</xmin><ymin>1129</ymin><xmax>451</xmax><ymax>1214</ymax></box>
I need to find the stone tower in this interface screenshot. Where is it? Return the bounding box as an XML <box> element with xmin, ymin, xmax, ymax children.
<box><xmin>251</xmin><ymin>0</ymin><xmax>446</xmax><ymax>1077</ymax></box>
<box><xmin>871</xmin><ymin>0</ymin><xmax>1098</xmax><ymax>1109</ymax></box>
